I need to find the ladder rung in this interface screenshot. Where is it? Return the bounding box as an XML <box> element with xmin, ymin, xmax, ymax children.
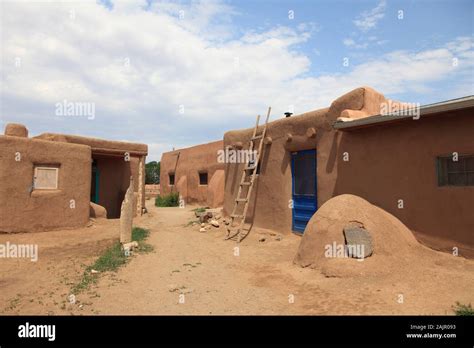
<box><xmin>240</xmin><ymin>182</ymin><xmax>251</xmax><ymax>186</ymax></box>
<box><xmin>235</xmin><ymin>198</ymin><xmax>247</xmax><ymax>202</ymax></box>
<box><xmin>245</xmin><ymin>165</ymin><xmax>256</xmax><ymax>170</ymax></box>
<box><xmin>231</xmin><ymin>214</ymin><xmax>244</xmax><ymax>218</ymax></box>
<box><xmin>251</xmin><ymin>135</ymin><xmax>263</xmax><ymax>140</ymax></box>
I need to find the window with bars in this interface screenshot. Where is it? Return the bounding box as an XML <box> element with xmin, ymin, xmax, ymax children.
<box><xmin>437</xmin><ymin>155</ymin><xmax>474</xmax><ymax>186</ymax></box>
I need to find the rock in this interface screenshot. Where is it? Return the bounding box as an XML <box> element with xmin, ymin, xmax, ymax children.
<box><xmin>90</xmin><ymin>269</ymin><xmax>99</xmax><ymax>274</ymax></box>
<box><xmin>201</xmin><ymin>223</ymin><xmax>205</xmax><ymax>228</ymax></box>
<box><xmin>122</xmin><ymin>241</ymin><xmax>139</xmax><ymax>250</ymax></box>
<box><xmin>259</xmin><ymin>237</ymin><xmax>266</xmax><ymax>242</ymax></box>
<box><xmin>343</xmin><ymin>226</ymin><xmax>373</xmax><ymax>258</ymax></box>
<box><xmin>224</xmin><ymin>218</ymin><xmax>230</xmax><ymax>225</ymax></box>
<box><xmin>199</xmin><ymin>212</ymin><xmax>213</xmax><ymax>223</ymax></box>
<box><xmin>199</xmin><ymin>228</ymin><xmax>206</xmax><ymax>233</ymax></box>
<box><xmin>275</xmin><ymin>236</ymin><xmax>282</xmax><ymax>241</ymax></box>
<box><xmin>215</xmin><ymin>214</ymin><xmax>221</xmax><ymax>220</ymax></box>
<box><xmin>210</xmin><ymin>220</ymin><xmax>219</xmax><ymax>227</ymax></box>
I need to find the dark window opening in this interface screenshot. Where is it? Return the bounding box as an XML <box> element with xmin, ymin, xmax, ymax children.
<box><xmin>437</xmin><ymin>155</ymin><xmax>474</xmax><ymax>186</ymax></box>
<box><xmin>199</xmin><ymin>172</ymin><xmax>208</xmax><ymax>185</ymax></box>
<box><xmin>293</xmin><ymin>151</ymin><xmax>316</xmax><ymax>195</ymax></box>
<box><xmin>169</xmin><ymin>173</ymin><xmax>175</xmax><ymax>185</ymax></box>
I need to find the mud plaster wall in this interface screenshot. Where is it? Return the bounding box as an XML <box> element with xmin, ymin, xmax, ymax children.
<box><xmin>0</xmin><ymin>136</ymin><xmax>91</xmax><ymax>232</ymax></box>
<box><xmin>160</xmin><ymin>140</ymin><xmax>225</xmax><ymax>207</ymax></box>
<box><xmin>93</xmin><ymin>155</ymin><xmax>141</xmax><ymax>218</ymax></box>
<box><xmin>35</xmin><ymin>132</ymin><xmax>147</xmax><ymax>219</ymax></box>
<box><xmin>334</xmin><ymin>108</ymin><xmax>474</xmax><ymax>257</ymax></box>
<box><xmin>223</xmin><ymin>87</ymin><xmax>474</xmax><ymax>256</ymax></box>
<box><xmin>223</xmin><ymin>108</ymin><xmax>333</xmax><ymax>233</ymax></box>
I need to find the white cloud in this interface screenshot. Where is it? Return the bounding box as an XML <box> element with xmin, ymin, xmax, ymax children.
<box><xmin>354</xmin><ymin>0</ymin><xmax>387</xmax><ymax>32</ymax></box>
<box><xmin>1</xmin><ymin>0</ymin><xmax>472</xmax><ymax>162</ymax></box>
<box><xmin>343</xmin><ymin>38</ymin><xmax>368</xmax><ymax>49</ymax></box>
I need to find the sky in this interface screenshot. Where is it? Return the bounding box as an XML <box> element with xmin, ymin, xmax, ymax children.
<box><xmin>1</xmin><ymin>0</ymin><xmax>473</xmax><ymax>162</ymax></box>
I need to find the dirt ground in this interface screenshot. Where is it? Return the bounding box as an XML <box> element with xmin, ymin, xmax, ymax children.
<box><xmin>1</xmin><ymin>200</ymin><xmax>473</xmax><ymax>315</ymax></box>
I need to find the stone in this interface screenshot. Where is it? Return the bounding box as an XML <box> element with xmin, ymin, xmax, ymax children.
<box><xmin>343</xmin><ymin>226</ymin><xmax>373</xmax><ymax>258</ymax></box>
<box><xmin>210</xmin><ymin>220</ymin><xmax>219</xmax><ymax>227</ymax></box>
<box><xmin>201</xmin><ymin>223</ymin><xmax>205</xmax><ymax>228</ymax></box>
<box><xmin>120</xmin><ymin>176</ymin><xmax>134</xmax><ymax>244</ymax></box>
<box><xmin>199</xmin><ymin>227</ymin><xmax>206</xmax><ymax>233</ymax></box>
<box><xmin>199</xmin><ymin>212</ymin><xmax>213</xmax><ymax>223</ymax></box>
<box><xmin>259</xmin><ymin>237</ymin><xmax>266</xmax><ymax>242</ymax></box>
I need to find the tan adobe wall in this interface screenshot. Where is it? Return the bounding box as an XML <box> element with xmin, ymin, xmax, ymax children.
<box><xmin>0</xmin><ymin>135</ymin><xmax>91</xmax><ymax>232</ymax></box>
<box><xmin>223</xmin><ymin>86</ymin><xmax>474</xmax><ymax>257</ymax></box>
<box><xmin>160</xmin><ymin>140</ymin><xmax>225</xmax><ymax>207</ymax></box>
<box><xmin>35</xmin><ymin>132</ymin><xmax>148</xmax><ymax>218</ymax></box>
<box><xmin>334</xmin><ymin>107</ymin><xmax>474</xmax><ymax>257</ymax></box>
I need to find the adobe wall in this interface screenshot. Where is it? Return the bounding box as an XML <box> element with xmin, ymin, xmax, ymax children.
<box><xmin>36</xmin><ymin>132</ymin><xmax>148</xmax><ymax>218</ymax></box>
<box><xmin>223</xmin><ymin>87</ymin><xmax>474</xmax><ymax>257</ymax></box>
<box><xmin>0</xmin><ymin>135</ymin><xmax>91</xmax><ymax>233</ymax></box>
<box><xmin>160</xmin><ymin>140</ymin><xmax>225</xmax><ymax>207</ymax></box>
<box><xmin>223</xmin><ymin>108</ymin><xmax>331</xmax><ymax>232</ymax></box>
<box><xmin>334</xmin><ymin>108</ymin><xmax>474</xmax><ymax>257</ymax></box>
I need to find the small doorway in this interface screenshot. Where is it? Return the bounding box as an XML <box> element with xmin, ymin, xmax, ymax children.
<box><xmin>91</xmin><ymin>159</ymin><xmax>99</xmax><ymax>203</ymax></box>
<box><xmin>291</xmin><ymin>149</ymin><xmax>317</xmax><ymax>233</ymax></box>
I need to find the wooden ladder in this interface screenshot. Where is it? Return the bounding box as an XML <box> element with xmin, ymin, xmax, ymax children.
<box><xmin>226</xmin><ymin>107</ymin><xmax>271</xmax><ymax>242</ymax></box>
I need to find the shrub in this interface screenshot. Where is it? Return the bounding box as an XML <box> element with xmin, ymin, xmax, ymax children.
<box><xmin>453</xmin><ymin>302</ymin><xmax>474</xmax><ymax>316</ymax></box>
<box><xmin>155</xmin><ymin>192</ymin><xmax>180</xmax><ymax>207</ymax></box>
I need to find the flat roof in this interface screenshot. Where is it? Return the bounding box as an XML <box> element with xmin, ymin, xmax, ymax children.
<box><xmin>333</xmin><ymin>95</ymin><xmax>474</xmax><ymax>131</ymax></box>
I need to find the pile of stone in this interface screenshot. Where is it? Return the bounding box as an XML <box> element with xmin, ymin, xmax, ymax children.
<box><xmin>195</xmin><ymin>209</ymin><xmax>221</xmax><ymax>233</ymax></box>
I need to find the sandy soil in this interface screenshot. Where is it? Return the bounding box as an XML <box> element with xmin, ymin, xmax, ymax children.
<box><xmin>0</xmin><ymin>200</ymin><xmax>473</xmax><ymax>315</ymax></box>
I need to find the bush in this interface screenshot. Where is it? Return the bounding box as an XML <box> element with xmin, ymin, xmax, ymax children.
<box><xmin>453</xmin><ymin>302</ymin><xmax>474</xmax><ymax>316</ymax></box>
<box><xmin>155</xmin><ymin>192</ymin><xmax>180</xmax><ymax>207</ymax></box>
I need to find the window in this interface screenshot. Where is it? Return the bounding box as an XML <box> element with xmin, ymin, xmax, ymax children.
<box><xmin>34</xmin><ymin>165</ymin><xmax>59</xmax><ymax>189</ymax></box>
<box><xmin>437</xmin><ymin>155</ymin><xmax>474</xmax><ymax>186</ymax></box>
<box><xmin>199</xmin><ymin>172</ymin><xmax>208</xmax><ymax>185</ymax></box>
<box><xmin>169</xmin><ymin>173</ymin><xmax>175</xmax><ymax>186</ymax></box>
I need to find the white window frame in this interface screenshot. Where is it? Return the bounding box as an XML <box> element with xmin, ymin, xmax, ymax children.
<box><xmin>34</xmin><ymin>166</ymin><xmax>59</xmax><ymax>190</ymax></box>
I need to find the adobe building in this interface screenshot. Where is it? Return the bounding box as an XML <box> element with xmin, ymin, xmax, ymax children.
<box><xmin>0</xmin><ymin>123</ymin><xmax>148</xmax><ymax>233</ymax></box>
<box><xmin>160</xmin><ymin>140</ymin><xmax>225</xmax><ymax>207</ymax></box>
<box><xmin>223</xmin><ymin>87</ymin><xmax>474</xmax><ymax>257</ymax></box>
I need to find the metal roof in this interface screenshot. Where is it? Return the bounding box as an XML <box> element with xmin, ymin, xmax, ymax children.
<box><xmin>333</xmin><ymin>95</ymin><xmax>474</xmax><ymax>131</ymax></box>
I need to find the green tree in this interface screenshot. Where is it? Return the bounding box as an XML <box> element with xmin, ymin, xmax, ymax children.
<box><xmin>145</xmin><ymin>161</ymin><xmax>160</xmax><ymax>184</ymax></box>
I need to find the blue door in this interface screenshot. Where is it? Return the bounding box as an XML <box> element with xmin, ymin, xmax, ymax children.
<box><xmin>291</xmin><ymin>149</ymin><xmax>317</xmax><ymax>233</ymax></box>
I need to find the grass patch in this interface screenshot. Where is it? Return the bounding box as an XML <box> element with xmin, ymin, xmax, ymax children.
<box><xmin>71</xmin><ymin>227</ymin><xmax>153</xmax><ymax>294</ymax></box>
<box><xmin>453</xmin><ymin>302</ymin><xmax>474</xmax><ymax>316</ymax></box>
<box><xmin>155</xmin><ymin>192</ymin><xmax>180</xmax><ymax>207</ymax></box>
<box><xmin>192</xmin><ymin>207</ymin><xmax>207</xmax><ymax>213</ymax></box>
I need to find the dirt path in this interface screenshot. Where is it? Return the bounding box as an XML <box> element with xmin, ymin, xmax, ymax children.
<box><xmin>1</xmin><ymin>201</ymin><xmax>473</xmax><ymax>315</ymax></box>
